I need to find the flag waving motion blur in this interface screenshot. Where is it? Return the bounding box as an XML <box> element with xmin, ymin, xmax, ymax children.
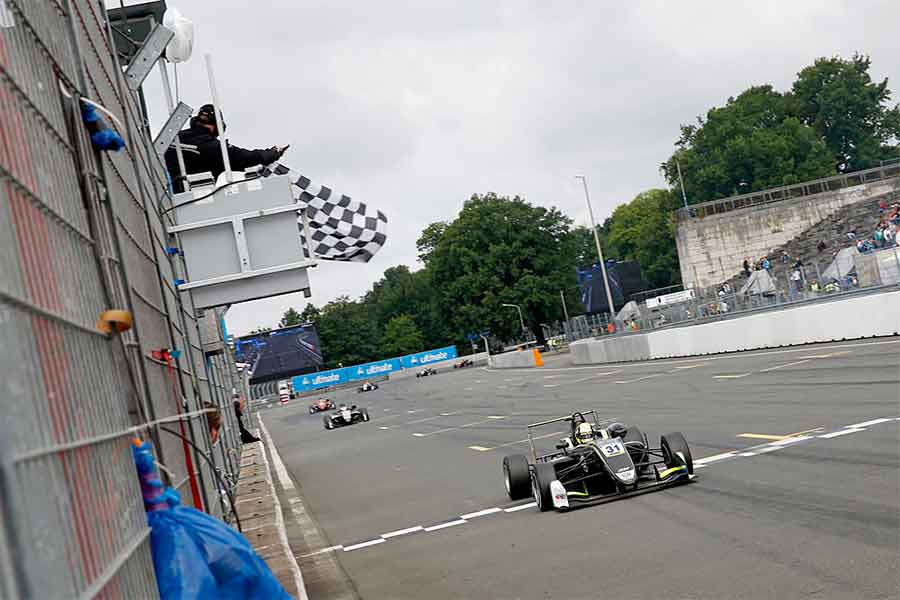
<box><xmin>261</xmin><ymin>162</ymin><xmax>388</xmax><ymax>263</ymax></box>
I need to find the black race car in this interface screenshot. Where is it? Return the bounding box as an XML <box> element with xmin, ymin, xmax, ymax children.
<box><xmin>416</xmin><ymin>367</ymin><xmax>437</xmax><ymax>378</ymax></box>
<box><xmin>453</xmin><ymin>359</ymin><xmax>474</xmax><ymax>369</ymax></box>
<box><xmin>502</xmin><ymin>410</ymin><xmax>694</xmax><ymax>512</ymax></box>
<box><xmin>357</xmin><ymin>381</ymin><xmax>379</xmax><ymax>393</ymax></box>
<box><xmin>323</xmin><ymin>404</ymin><xmax>370</xmax><ymax>430</ymax></box>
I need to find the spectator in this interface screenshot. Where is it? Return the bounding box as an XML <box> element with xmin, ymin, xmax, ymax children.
<box><xmin>233</xmin><ymin>392</ymin><xmax>260</xmax><ymax>444</ymax></box>
<box><xmin>722</xmin><ymin>282</ymin><xmax>732</xmax><ymax>294</ymax></box>
<box><xmin>164</xmin><ymin>104</ymin><xmax>288</xmax><ymax>193</ymax></box>
<box><xmin>879</xmin><ymin>199</ymin><xmax>887</xmax><ymax>213</ymax></box>
<box><xmin>790</xmin><ymin>268</ymin><xmax>802</xmax><ymax>295</ymax></box>
<box><xmin>847</xmin><ymin>229</ymin><xmax>857</xmax><ymax>241</ymax></box>
<box><xmin>816</xmin><ymin>240</ymin><xmax>827</xmax><ymax>253</ymax></box>
<box><xmin>781</xmin><ymin>251</ymin><xmax>790</xmax><ymax>264</ymax></box>
<box><xmin>761</xmin><ymin>256</ymin><xmax>771</xmax><ymax>271</ymax></box>
<box><xmin>204</xmin><ymin>401</ymin><xmax>222</xmax><ymax>444</ymax></box>
<box><xmin>742</xmin><ymin>258</ymin><xmax>751</xmax><ymax>277</ymax></box>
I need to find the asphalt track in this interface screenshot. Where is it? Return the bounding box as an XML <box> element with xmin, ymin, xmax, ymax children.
<box><xmin>263</xmin><ymin>339</ymin><xmax>900</xmax><ymax>600</ymax></box>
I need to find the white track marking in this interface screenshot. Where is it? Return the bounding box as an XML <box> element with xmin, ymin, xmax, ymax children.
<box><xmin>381</xmin><ymin>526</ymin><xmax>423</xmax><ymax>539</ymax></box>
<box><xmin>343</xmin><ymin>539</ymin><xmax>386</xmax><ymax>551</ymax></box>
<box><xmin>260</xmin><ymin>418</ymin><xmax>294</xmax><ymax>491</ymax></box>
<box><xmin>739</xmin><ymin>452</ymin><xmax>758</xmax><ymax>457</ymax></box>
<box><xmin>847</xmin><ymin>418</ymin><xmax>892</xmax><ymax>428</ymax></box>
<box><xmin>379</xmin><ymin>426</ymin><xmax>389</xmax><ymax>430</ymax></box>
<box><xmin>487</xmin><ymin>430</ymin><xmax>568</xmax><ymax>451</ymax></box>
<box><xmin>819</xmin><ymin>428</ymin><xmax>866</xmax><ymax>439</ymax></box>
<box><xmin>755</xmin><ymin>446</ymin><xmax>781</xmax><ymax>453</ymax></box>
<box><xmin>257</xmin><ymin>418</ymin><xmax>308</xmax><ymax>599</ymax></box>
<box><xmin>693</xmin><ymin>464</ymin><xmax>708</xmax><ymax>469</ymax></box>
<box><xmin>298</xmin><ymin>545</ymin><xmax>343</xmax><ymax>558</ymax></box>
<box><xmin>424</xmin><ymin>519</ymin><xmax>467</xmax><ymax>532</ymax></box>
<box><xmin>412</xmin><ymin>433</ymin><xmax>426</xmax><ymax>437</ymax></box>
<box><xmin>468</xmin><ymin>446</ymin><xmax>492</xmax><ymax>452</ymax></box>
<box><xmin>673</xmin><ymin>364</ymin><xmax>705</xmax><ymax>370</ymax></box>
<box><xmin>712</xmin><ymin>373</ymin><xmax>751</xmax><ymax>379</ymax></box>
<box><xmin>768</xmin><ymin>435</ymin><xmax>814</xmax><ymax>446</ymax></box>
<box><xmin>694</xmin><ymin>451</ymin><xmax>737</xmax><ymax>465</ymax></box>
<box><xmin>544</xmin><ymin>375</ymin><xmax>557</xmax><ymax>379</ymax></box>
<box><xmin>504</xmin><ymin>502</ymin><xmax>536</xmax><ymax>512</ymax></box>
<box><xmin>545</xmin><ymin>384</ymin><xmax>559</xmax><ymax>388</ymax></box>
<box><xmin>419</xmin><ymin>417</ymin><xmax>502</xmax><ymax>437</ymax></box>
<box><xmin>759</xmin><ymin>359</ymin><xmax>810</xmax><ymax>373</ymax></box>
<box><xmin>488</xmin><ymin>415</ymin><xmax>506</xmax><ymax>419</ymax></box>
<box><xmin>440</xmin><ymin>412</ymin><xmax>456</xmax><ymax>416</ymax></box>
<box><xmin>615</xmin><ymin>373</ymin><xmax>663</xmax><ymax>384</ymax></box>
<box><xmin>407</xmin><ymin>410</ymin><xmax>418</xmax><ymax>414</ymax></box>
<box><xmin>798</xmin><ymin>354</ymin><xmax>833</xmax><ymax>359</ymax></box>
<box><xmin>460</xmin><ymin>508</ymin><xmax>502</xmax><ymax>519</ymax></box>
<box><xmin>399</xmin><ymin>412</ymin><xmax>460</xmax><ymax>426</ymax></box>
<box><xmin>571</xmin><ymin>370</ymin><xmax>622</xmax><ymax>384</ymax></box>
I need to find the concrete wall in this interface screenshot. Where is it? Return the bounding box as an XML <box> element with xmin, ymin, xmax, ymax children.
<box><xmin>677</xmin><ymin>178</ymin><xmax>900</xmax><ymax>289</ymax></box>
<box><xmin>489</xmin><ymin>350</ymin><xmax>540</xmax><ymax>369</ymax></box>
<box><xmin>570</xmin><ymin>290</ymin><xmax>900</xmax><ymax>365</ymax></box>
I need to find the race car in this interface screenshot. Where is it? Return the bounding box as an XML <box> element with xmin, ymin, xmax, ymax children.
<box><xmin>323</xmin><ymin>404</ymin><xmax>370</xmax><ymax>430</ymax></box>
<box><xmin>308</xmin><ymin>398</ymin><xmax>335</xmax><ymax>414</ymax></box>
<box><xmin>416</xmin><ymin>367</ymin><xmax>437</xmax><ymax>378</ymax></box>
<box><xmin>502</xmin><ymin>410</ymin><xmax>694</xmax><ymax>512</ymax></box>
<box><xmin>453</xmin><ymin>359</ymin><xmax>474</xmax><ymax>369</ymax></box>
<box><xmin>357</xmin><ymin>381</ymin><xmax>379</xmax><ymax>393</ymax></box>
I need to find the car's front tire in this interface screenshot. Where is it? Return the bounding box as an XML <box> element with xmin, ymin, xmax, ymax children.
<box><xmin>323</xmin><ymin>416</ymin><xmax>333</xmax><ymax>430</ymax></box>
<box><xmin>502</xmin><ymin>454</ymin><xmax>531</xmax><ymax>500</ymax></box>
<box><xmin>531</xmin><ymin>462</ymin><xmax>557</xmax><ymax>512</ymax></box>
<box><xmin>361</xmin><ymin>409</ymin><xmax>370</xmax><ymax>422</ymax></box>
<box><xmin>661</xmin><ymin>432</ymin><xmax>693</xmax><ymax>474</ymax></box>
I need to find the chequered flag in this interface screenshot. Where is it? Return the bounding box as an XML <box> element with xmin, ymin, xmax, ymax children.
<box><xmin>260</xmin><ymin>162</ymin><xmax>387</xmax><ymax>262</ymax></box>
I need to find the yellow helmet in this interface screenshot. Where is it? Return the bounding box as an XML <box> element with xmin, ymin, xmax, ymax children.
<box><xmin>575</xmin><ymin>422</ymin><xmax>595</xmax><ymax>444</ymax></box>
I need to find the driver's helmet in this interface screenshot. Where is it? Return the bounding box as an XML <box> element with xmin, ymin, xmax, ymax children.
<box><xmin>575</xmin><ymin>422</ymin><xmax>595</xmax><ymax>444</ymax></box>
<box><xmin>608</xmin><ymin>422</ymin><xmax>627</xmax><ymax>438</ymax></box>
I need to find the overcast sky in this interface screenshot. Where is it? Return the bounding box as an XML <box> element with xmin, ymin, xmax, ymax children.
<box><xmin>115</xmin><ymin>0</ymin><xmax>899</xmax><ymax>336</ymax></box>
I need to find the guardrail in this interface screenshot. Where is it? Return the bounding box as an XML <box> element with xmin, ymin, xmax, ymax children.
<box><xmin>676</xmin><ymin>162</ymin><xmax>900</xmax><ymax>222</ymax></box>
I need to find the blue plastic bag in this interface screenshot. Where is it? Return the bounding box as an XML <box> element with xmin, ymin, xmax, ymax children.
<box><xmin>149</xmin><ymin>507</ymin><xmax>292</xmax><ymax>600</ymax></box>
<box><xmin>132</xmin><ymin>441</ymin><xmax>292</xmax><ymax>600</ymax></box>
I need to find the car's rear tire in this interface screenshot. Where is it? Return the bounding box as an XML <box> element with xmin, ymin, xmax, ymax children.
<box><xmin>661</xmin><ymin>432</ymin><xmax>693</xmax><ymax>474</ymax></box>
<box><xmin>531</xmin><ymin>462</ymin><xmax>557</xmax><ymax>512</ymax></box>
<box><xmin>502</xmin><ymin>455</ymin><xmax>531</xmax><ymax>500</ymax></box>
<box><xmin>361</xmin><ymin>409</ymin><xmax>370</xmax><ymax>422</ymax></box>
<box><xmin>623</xmin><ymin>425</ymin><xmax>648</xmax><ymax>469</ymax></box>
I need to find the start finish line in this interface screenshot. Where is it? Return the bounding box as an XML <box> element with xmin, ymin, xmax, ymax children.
<box><xmin>292</xmin><ymin>346</ymin><xmax>458</xmax><ymax>393</ymax></box>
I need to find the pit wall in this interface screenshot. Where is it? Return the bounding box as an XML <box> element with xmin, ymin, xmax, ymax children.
<box><xmin>570</xmin><ymin>290</ymin><xmax>900</xmax><ymax>364</ymax></box>
<box><xmin>676</xmin><ymin>177</ymin><xmax>900</xmax><ymax>289</ymax></box>
<box><xmin>489</xmin><ymin>349</ymin><xmax>544</xmax><ymax>369</ymax></box>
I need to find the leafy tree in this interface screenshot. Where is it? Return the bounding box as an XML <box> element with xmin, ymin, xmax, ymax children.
<box><xmin>380</xmin><ymin>315</ymin><xmax>425</xmax><ymax>356</ymax></box>
<box><xmin>299</xmin><ymin>304</ymin><xmax>320</xmax><ymax>323</ymax></box>
<box><xmin>792</xmin><ymin>54</ymin><xmax>900</xmax><ymax>171</ymax></box>
<box><xmin>599</xmin><ymin>189</ymin><xmax>682</xmax><ymax>289</ymax></box>
<box><xmin>416</xmin><ymin>222</ymin><xmax>449</xmax><ymax>264</ymax></box>
<box><xmin>314</xmin><ymin>296</ymin><xmax>379</xmax><ymax>368</ymax></box>
<box><xmin>428</xmin><ymin>193</ymin><xmax>580</xmax><ymax>345</ymax></box>
<box><xmin>248</xmin><ymin>326</ymin><xmax>271</xmax><ymax>335</ymax></box>
<box><xmin>662</xmin><ymin>85</ymin><xmax>834</xmax><ymax>203</ymax></box>
<box><xmin>278</xmin><ymin>307</ymin><xmax>302</xmax><ymax>328</ymax></box>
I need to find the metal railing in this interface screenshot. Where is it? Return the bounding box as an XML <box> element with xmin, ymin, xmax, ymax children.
<box><xmin>558</xmin><ymin>246</ymin><xmax>900</xmax><ymax>343</ymax></box>
<box><xmin>676</xmin><ymin>161</ymin><xmax>900</xmax><ymax>222</ymax></box>
<box><xmin>0</xmin><ymin>1</ymin><xmax>250</xmax><ymax>597</ymax></box>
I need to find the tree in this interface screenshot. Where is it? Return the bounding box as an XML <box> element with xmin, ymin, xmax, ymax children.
<box><xmin>299</xmin><ymin>304</ymin><xmax>320</xmax><ymax>323</ymax></box>
<box><xmin>662</xmin><ymin>85</ymin><xmax>834</xmax><ymax>204</ymax></box>
<box><xmin>278</xmin><ymin>307</ymin><xmax>302</xmax><ymax>328</ymax></box>
<box><xmin>599</xmin><ymin>189</ymin><xmax>682</xmax><ymax>289</ymax></box>
<box><xmin>792</xmin><ymin>54</ymin><xmax>900</xmax><ymax>172</ymax></box>
<box><xmin>428</xmin><ymin>193</ymin><xmax>580</xmax><ymax>345</ymax></box>
<box><xmin>380</xmin><ymin>315</ymin><xmax>425</xmax><ymax>356</ymax></box>
<box><xmin>416</xmin><ymin>222</ymin><xmax>449</xmax><ymax>264</ymax></box>
<box><xmin>314</xmin><ymin>296</ymin><xmax>379</xmax><ymax>368</ymax></box>
<box><xmin>248</xmin><ymin>326</ymin><xmax>271</xmax><ymax>335</ymax></box>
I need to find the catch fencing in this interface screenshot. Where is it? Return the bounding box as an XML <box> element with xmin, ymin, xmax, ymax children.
<box><xmin>0</xmin><ymin>1</ymin><xmax>248</xmax><ymax>598</ymax></box>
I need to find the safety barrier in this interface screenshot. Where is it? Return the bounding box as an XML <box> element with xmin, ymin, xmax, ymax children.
<box><xmin>489</xmin><ymin>348</ymin><xmax>544</xmax><ymax>369</ymax></box>
<box><xmin>0</xmin><ymin>2</ymin><xmax>248</xmax><ymax>597</ymax></box>
<box><xmin>570</xmin><ymin>288</ymin><xmax>900</xmax><ymax>364</ymax></box>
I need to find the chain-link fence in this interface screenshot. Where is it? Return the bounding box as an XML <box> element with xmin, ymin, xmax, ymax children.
<box><xmin>555</xmin><ymin>246</ymin><xmax>900</xmax><ymax>344</ymax></box>
<box><xmin>1</xmin><ymin>1</ymin><xmax>250</xmax><ymax>597</ymax></box>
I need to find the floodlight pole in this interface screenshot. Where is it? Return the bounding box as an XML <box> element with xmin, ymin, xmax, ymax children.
<box><xmin>575</xmin><ymin>175</ymin><xmax>616</xmax><ymax>318</ymax></box>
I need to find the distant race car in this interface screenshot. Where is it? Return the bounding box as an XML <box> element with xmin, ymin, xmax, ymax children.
<box><xmin>502</xmin><ymin>410</ymin><xmax>694</xmax><ymax>512</ymax></box>
<box><xmin>323</xmin><ymin>404</ymin><xmax>370</xmax><ymax>430</ymax></box>
<box><xmin>357</xmin><ymin>381</ymin><xmax>379</xmax><ymax>393</ymax></box>
<box><xmin>453</xmin><ymin>359</ymin><xmax>474</xmax><ymax>369</ymax></box>
<box><xmin>308</xmin><ymin>398</ymin><xmax>335</xmax><ymax>414</ymax></box>
<box><xmin>416</xmin><ymin>367</ymin><xmax>437</xmax><ymax>378</ymax></box>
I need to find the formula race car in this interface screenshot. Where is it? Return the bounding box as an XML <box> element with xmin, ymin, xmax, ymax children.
<box><xmin>323</xmin><ymin>404</ymin><xmax>370</xmax><ymax>430</ymax></box>
<box><xmin>453</xmin><ymin>359</ymin><xmax>474</xmax><ymax>369</ymax></box>
<box><xmin>416</xmin><ymin>367</ymin><xmax>437</xmax><ymax>378</ymax></box>
<box><xmin>357</xmin><ymin>381</ymin><xmax>379</xmax><ymax>393</ymax></box>
<box><xmin>502</xmin><ymin>410</ymin><xmax>694</xmax><ymax>512</ymax></box>
<box><xmin>308</xmin><ymin>398</ymin><xmax>335</xmax><ymax>414</ymax></box>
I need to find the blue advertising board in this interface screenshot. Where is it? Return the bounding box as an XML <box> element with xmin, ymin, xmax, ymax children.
<box><xmin>350</xmin><ymin>358</ymin><xmax>403</xmax><ymax>379</ymax></box>
<box><xmin>400</xmin><ymin>346</ymin><xmax>457</xmax><ymax>369</ymax></box>
<box><xmin>292</xmin><ymin>368</ymin><xmax>350</xmax><ymax>393</ymax></box>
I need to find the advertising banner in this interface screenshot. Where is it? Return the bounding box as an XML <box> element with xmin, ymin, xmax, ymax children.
<box><xmin>292</xmin><ymin>368</ymin><xmax>350</xmax><ymax>393</ymax></box>
<box><xmin>350</xmin><ymin>358</ymin><xmax>403</xmax><ymax>379</ymax></box>
<box><xmin>400</xmin><ymin>346</ymin><xmax>458</xmax><ymax>369</ymax></box>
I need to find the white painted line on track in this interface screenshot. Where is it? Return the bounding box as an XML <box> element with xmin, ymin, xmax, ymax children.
<box><xmin>343</xmin><ymin>539</ymin><xmax>386</xmax><ymax>552</ymax></box>
<box><xmin>381</xmin><ymin>526</ymin><xmax>423</xmax><ymax>539</ymax></box>
<box><xmin>544</xmin><ymin>384</ymin><xmax>559</xmax><ymax>388</ymax></box>
<box><xmin>768</xmin><ymin>435</ymin><xmax>814</xmax><ymax>446</ymax></box>
<box><xmin>694</xmin><ymin>451</ymin><xmax>737</xmax><ymax>465</ymax></box>
<box><xmin>418</xmin><ymin>417</ymin><xmax>502</xmax><ymax>437</ymax></box>
<box><xmin>424</xmin><ymin>519</ymin><xmax>467</xmax><ymax>532</ymax></box>
<box><xmin>460</xmin><ymin>507</ymin><xmax>502</xmax><ymax>519</ymax></box>
<box><xmin>673</xmin><ymin>364</ymin><xmax>705</xmax><ymax>370</ymax></box>
<box><xmin>504</xmin><ymin>502</ymin><xmax>536</xmax><ymax>513</ymax></box>
<box><xmin>755</xmin><ymin>446</ymin><xmax>781</xmax><ymax>453</ymax></box>
<box><xmin>712</xmin><ymin>373</ymin><xmax>751</xmax><ymax>379</ymax></box>
<box><xmin>847</xmin><ymin>418</ymin><xmax>893</xmax><ymax>428</ymax></box>
<box><xmin>412</xmin><ymin>433</ymin><xmax>426</xmax><ymax>437</ymax></box>
<box><xmin>615</xmin><ymin>373</ymin><xmax>663</xmax><ymax>384</ymax></box>
<box><xmin>544</xmin><ymin>375</ymin><xmax>557</xmax><ymax>379</ymax></box>
<box><xmin>819</xmin><ymin>428</ymin><xmax>866</xmax><ymax>439</ymax></box>
<box><xmin>488</xmin><ymin>415</ymin><xmax>506</xmax><ymax>419</ymax></box>
<box><xmin>738</xmin><ymin>452</ymin><xmax>758</xmax><ymax>457</ymax></box>
<box><xmin>379</xmin><ymin>426</ymin><xmax>389</xmax><ymax>430</ymax></box>
<box><xmin>440</xmin><ymin>412</ymin><xmax>456</xmax><ymax>416</ymax></box>
<box><xmin>759</xmin><ymin>359</ymin><xmax>810</xmax><ymax>373</ymax></box>
<box><xmin>468</xmin><ymin>446</ymin><xmax>492</xmax><ymax>452</ymax></box>
<box><xmin>486</xmin><ymin>430</ymin><xmax>567</xmax><ymax>451</ymax></box>
<box><xmin>571</xmin><ymin>370</ymin><xmax>622</xmax><ymax>384</ymax></box>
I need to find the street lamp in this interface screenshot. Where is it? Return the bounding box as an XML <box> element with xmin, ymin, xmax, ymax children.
<box><xmin>501</xmin><ymin>303</ymin><xmax>526</xmax><ymax>334</ymax></box>
<box><xmin>574</xmin><ymin>175</ymin><xmax>616</xmax><ymax>319</ymax></box>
